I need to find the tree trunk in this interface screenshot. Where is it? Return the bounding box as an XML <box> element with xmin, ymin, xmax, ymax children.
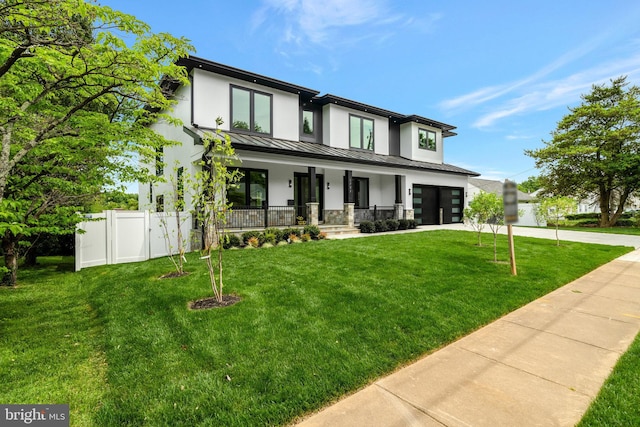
<box><xmin>598</xmin><ymin>188</ymin><xmax>611</xmax><ymax>227</ymax></box>
<box><xmin>1</xmin><ymin>231</ymin><xmax>19</xmax><ymax>286</ymax></box>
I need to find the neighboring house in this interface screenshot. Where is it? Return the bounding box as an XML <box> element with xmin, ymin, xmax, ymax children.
<box><xmin>467</xmin><ymin>178</ymin><xmax>540</xmax><ymax>226</ymax></box>
<box><xmin>140</xmin><ymin>55</ymin><xmax>479</xmax><ymax>230</ymax></box>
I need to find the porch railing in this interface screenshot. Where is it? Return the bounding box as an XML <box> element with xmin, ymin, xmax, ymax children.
<box><xmin>226</xmin><ymin>205</ymin><xmax>309</xmax><ymax>229</ymax></box>
<box><xmin>354</xmin><ymin>205</ymin><xmax>397</xmax><ymax>224</ymax></box>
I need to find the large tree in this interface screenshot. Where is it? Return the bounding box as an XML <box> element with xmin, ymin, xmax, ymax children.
<box><xmin>526</xmin><ymin>76</ymin><xmax>640</xmax><ymax>227</ymax></box>
<box><xmin>0</xmin><ymin>0</ymin><xmax>193</xmax><ymax>284</ymax></box>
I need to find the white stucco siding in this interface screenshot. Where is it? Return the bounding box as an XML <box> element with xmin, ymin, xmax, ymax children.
<box><xmin>191</xmin><ymin>69</ymin><xmax>299</xmax><ymax>140</ymax></box>
<box><xmin>399</xmin><ymin>122</ymin><xmax>444</xmax><ymax>164</ymax></box>
<box><xmin>322</xmin><ymin>104</ymin><xmax>389</xmax><ymax>155</ymax></box>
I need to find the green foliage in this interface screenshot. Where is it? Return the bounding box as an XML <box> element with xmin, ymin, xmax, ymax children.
<box><xmin>385</xmin><ymin>219</ymin><xmax>399</xmax><ymax>231</ymax></box>
<box><xmin>222</xmin><ymin>233</ymin><xmax>242</xmax><ymax>249</ymax></box>
<box><xmin>303</xmin><ymin>224</ymin><xmax>321</xmax><ymax>240</ymax></box>
<box><xmin>282</xmin><ymin>227</ymin><xmax>301</xmax><ymax>239</ymax></box>
<box><xmin>241</xmin><ymin>230</ymin><xmax>262</xmax><ymax>245</ymax></box>
<box><xmin>359</xmin><ymin>221</ymin><xmax>375</xmax><ymax>233</ymax></box>
<box><xmin>407</xmin><ymin>219</ymin><xmax>417</xmax><ymax>229</ymax></box>
<box><xmin>526</xmin><ymin>76</ymin><xmax>640</xmax><ymax>227</ymax></box>
<box><xmin>0</xmin><ymin>236</ymin><xmax>630</xmax><ymax>425</ymax></box>
<box><xmin>517</xmin><ymin>176</ymin><xmax>543</xmax><ymax>193</ymax></box>
<box><xmin>374</xmin><ymin>220</ymin><xmax>387</xmax><ymax>232</ymax></box>
<box><xmin>398</xmin><ymin>219</ymin><xmax>409</xmax><ymax>230</ymax></box>
<box><xmin>464</xmin><ymin>191</ymin><xmax>503</xmax><ymax>247</ymax></box>
<box><xmin>85</xmin><ymin>191</ymin><xmax>138</xmax><ymax>212</ymax></box>
<box><xmin>264</xmin><ymin>227</ymin><xmax>285</xmax><ymax>243</ymax></box>
<box><xmin>0</xmin><ymin>0</ymin><xmax>193</xmax><ymax>284</ymax></box>
<box><xmin>535</xmin><ymin>196</ymin><xmax>577</xmax><ymax>246</ymax></box>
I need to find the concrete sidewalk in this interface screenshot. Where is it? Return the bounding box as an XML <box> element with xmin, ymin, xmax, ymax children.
<box><xmin>297</xmin><ymin>247</ymin><xmax>640</xmax><ymax>426</ymax></box>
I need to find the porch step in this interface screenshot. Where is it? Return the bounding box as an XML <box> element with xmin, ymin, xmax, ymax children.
<box><xmin>319</xmin><ymin>225</ymin><xmax>360</xmax><ymax>237</ymax></box>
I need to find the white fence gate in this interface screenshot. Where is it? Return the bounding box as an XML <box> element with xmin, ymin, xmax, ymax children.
<box><xmin>75</xmin><ymin>210</ymin><xmax>192</xmax><ymax>271</ymax></box>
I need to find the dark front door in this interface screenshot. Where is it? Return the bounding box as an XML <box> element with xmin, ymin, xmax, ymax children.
<box><xmin>413</xmin><ymin>185</ymin><xmax>439</xmax><ymax>225</ymax></box>
<box><xmin>294</xmin><ymin>173</ymin><xmax>323</xmax><ymax>221</ymax></box>
<box><xmin>412</xmin><ymin>185</ymin><xmax>464</xmax><ymax>225</ymax></box>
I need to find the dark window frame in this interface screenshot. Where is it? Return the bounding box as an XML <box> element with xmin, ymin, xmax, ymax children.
<box><xmin>156</xmin><ymin>194</ymin><xmax>164</xmax><ymax>213</ymax></box>
<box><xmin>418</xmin><ymin>128</ymin><xmax>437</xmax><ymax>151</ymax></box>
<box><xmin>301</xmin><ymin>109</ymin><xmax>315</xmax><ymax>137</ymax></box>
<box><xmin>353</xmin><ymin>176</ymin><xmax>370</xmax><ymax>208</ymax></box>
<box><xmin>349</xmin><ymin>114</ymin><xmax>375</xmax><ymax>151</ymax></box>
<box><xmin>230</xmin><ymin>85</ymin><xmax>273</xmax><ymax>136</ymax></box>
<box><xmin>227</xmin><ymin>167</ymin><xmax>269</xmax><ymax>207</ymax></box>
<box><xmin>155</xmin><ymin>146</ymin><xmax>164</xmax><ymax>176</ymax></box>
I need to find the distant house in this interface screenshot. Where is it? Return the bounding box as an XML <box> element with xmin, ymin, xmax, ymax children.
<box><xmin>140</xmin><ymin>55</ymin><xmax>479</xmax><ymax>230</ymax></box>
<box><xmin>467</xmin><ymin>178</ymin><xmax>540</xmax><ymax>226</ymax></box>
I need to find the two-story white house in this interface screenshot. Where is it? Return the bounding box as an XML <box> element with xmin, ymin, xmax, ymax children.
<box><xmin>140</xmin><ymin>55</ymin><xmax>479</xmax><ymax>230</ymax></box>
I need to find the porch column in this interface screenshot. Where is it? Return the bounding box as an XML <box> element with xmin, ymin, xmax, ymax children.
<box><xmin>308</xmin><ymin>167</ymin><xmax>317</xmax><ymax>203</ymax></box>
<box><xmin>307</xmin><ymin>202</ymin><xmax>319</xmax><ymax>226</ymax></box>
<box><xmin>394</xmin><ymin>203</ymin><xmax>404</xmax><ymax>221</ymax></box>
<box><xmin>344</xmin><ymin>203</ymin><xmax>355</xmax><ymax>228</ymax></box>
<box><xmin>394</xmin><ymin>175</ymin><xmax>403</xmax><ymax>204</ymax></box>
<box><xmin>344</xmin><ymin>170</ymin><xmax>354</xmax><ymax>203</ymax></box>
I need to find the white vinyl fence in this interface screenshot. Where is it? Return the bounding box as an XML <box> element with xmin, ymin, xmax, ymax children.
<box><xmin>75</xmin><ymin>210</ymin><xmax>192</xmax><ymax>271</ymax></box>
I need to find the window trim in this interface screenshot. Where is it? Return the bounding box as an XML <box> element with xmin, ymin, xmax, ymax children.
<box><xmin>418</xmin><ymin>128</ymin><xmax>437</xmax><ymax>151</ymax></box>
<box><xmin>227</xmin><ymin>167</ymin><xmax>269</xmax><ymax>207</ymax></box>
<box><xmin>230</xmin><ymin>85</ymin><xmax>273</xmax><ymax>136</ymax></box>
<box><xmin>352</xmin><ymin>176</ymin><xmax>370</xmax><ymax>209</ymax></box>
<box><xmin>349</xmin><ymin>114</ymin><xmax>375</xmax><ymax>151</ymax></box>
<box><xmin>301</xmin><ymin>109</ymin><xmax>315</xmax><ymax>137</ymax></box>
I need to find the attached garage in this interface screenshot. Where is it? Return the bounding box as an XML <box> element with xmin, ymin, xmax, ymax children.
<box><xmin>412</xmin><ymin>185</ymin><xmax>464</xmax><ymax>225</ymax></box>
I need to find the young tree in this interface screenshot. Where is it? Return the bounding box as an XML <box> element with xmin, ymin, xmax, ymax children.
<box><xmin>535</xmin><ymin>196</ymin><xmax>577</xmax><ymax>246</ymax></box>
<box><xmin>464</xmin><ymin>191</ymin><xmax>501</xmax><ymax>247</ymax></box>
<box><xmin>0</xmin><ymin>0</ymin><xmax>193</xmax><ymax>285</ymax></box>
<box><xmin>192</xmin><ymin>119</ymin><xmax>243</xmax><ymax>303</ymax></box>
<box><xmin>464</xmin><ymin>191</ymin><xmax>504</xmax><ymax>261</ymax></box>
<box><xmin>526</xmin><ymin>76</ymin><xmax>640</xmax><ymax>227</ymax></box>
<box><xmin>158</xmin><ymin>164</ymin><xmax>189</xmax><ymax>277</ymax></box>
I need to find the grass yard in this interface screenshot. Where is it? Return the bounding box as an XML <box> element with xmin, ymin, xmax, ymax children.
<box><xmin>578</xmin><ymin>331</ymin><xmax>640</xmax><ymax>426</ymax></box>
<box><xmin>554</xmin><ymin>226</ymin><xmax>640</xmax><ymax>236</ymax></box>
<box><xmin>0</xmin><ymin>230</ymin><xmax>633</xmax><ymax>426</ymax></box>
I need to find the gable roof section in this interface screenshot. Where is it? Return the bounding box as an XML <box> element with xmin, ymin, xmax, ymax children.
<box><xmin>469</xmin><ymin>178</ymin><xmax>533</xmax><ymax>201</ymax></box>
<box><xmin>173</xmin><ymin>56</ymin><xmax>457</xmax><ymax>138</ymax></box>
<box><xmin>186</xmin><ymin>127</ymin><xmax>479</xmax><ymax>177</ymax></box>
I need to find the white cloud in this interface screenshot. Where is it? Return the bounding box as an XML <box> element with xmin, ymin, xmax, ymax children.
<box><xmin>252</xmin><ymin>0</ymin><xmax>400</xmax><ymax>48</ymax></box>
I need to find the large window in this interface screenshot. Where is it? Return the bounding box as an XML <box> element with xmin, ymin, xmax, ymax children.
<box><xmin>231</xmin><ymin>86</ymin><xmax>272</xmax><ymax>135</ymax></box>
<box><xmin>227</xmin><ymin>168</ymin><xmax>268</xmax><ymax>207</ymax></box>
<box><xmin>350</xmin><ymin>115</ymin><xmax>374</xmax><ymax>151</ymax></box>
<box><xmin>418</xmin><ymin>128</ymin><xmax>436</xmax><ymax>151</ymax></box>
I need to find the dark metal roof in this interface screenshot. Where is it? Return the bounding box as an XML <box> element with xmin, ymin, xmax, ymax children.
<box><xmin>178</xmin><ymin>55</ymin><xmax>320</xmax><ymax>98</ymax></box>
<box><xmin>186</xmin><ymin>127</ymin><xmax>479</xmax><ymax>177</ymax></box>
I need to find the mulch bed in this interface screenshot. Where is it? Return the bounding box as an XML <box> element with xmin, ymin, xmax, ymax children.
<box><xmin>159</xmin><ymin>271</ymin><xmax>191</xmax><ymax>279</ymax></box>
<box><xmin>189</xmin><ymin>295</ymin><xmax>241</xmax><ymax>310</ymax></box>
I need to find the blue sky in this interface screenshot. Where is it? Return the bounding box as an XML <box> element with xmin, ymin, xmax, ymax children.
<box><xmin>101</xmin><ymin>0</ymin><xmax>640</xmax><ymax>183</ymax></box>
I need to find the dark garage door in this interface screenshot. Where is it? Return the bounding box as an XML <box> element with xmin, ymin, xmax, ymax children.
<box><xmin>412</xmin><ymin>185</ymin><xmax>464</xmax><ymax>225</ymax></box>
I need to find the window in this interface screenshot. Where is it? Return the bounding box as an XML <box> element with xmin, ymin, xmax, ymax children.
<box><xmin>353</xmin><ymin>177</ymin><xmax>369</xmax><ymax>208</ymax></box>
<box><xmin>231</xmin><ymin>86</ymin><xmax>272</xmax><ymax>135</ymax></box>
<box><xmin>227</xmin><ymin>168</ymin><xmax>268</xmax><ymax>207</ymax></box>
<box><xmin>302</xmin><ymin>110</ymin><xmax>314</xmax><ymax>135</ymax></box>
<box><xmin>350</xmin><ymin>115</ymin><xmax>374</xmax><ymax>151</ymax></box>
<box><xmin>155</xmin><ymin>146</ymin><xmax>164</xmax><ymax>176</ymax></box>
<box><xmin>156</xmin><ymin>195</ymin><xmax>164</xmax><ymax>212</ymax></box>
<box><xmin>418</xmin><ymin>128</ymin><xmax>436</xmax><ymax>151</ymax></box>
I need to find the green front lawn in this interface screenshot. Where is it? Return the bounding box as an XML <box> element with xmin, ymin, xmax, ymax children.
<box><xmin>0</xmin><ymin>231</ymin><xmax>632</xmax><ymax>426</ymax></box>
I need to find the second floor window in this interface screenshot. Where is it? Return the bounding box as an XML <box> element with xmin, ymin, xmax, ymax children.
<box><xmin>350</xmin><ymin>115</ymin><xmax>374</xmax><ymax>151</ymax></box>
<box><xmin>231</xmin><ymin>86</ymin><xmax>272</xmax><ymax>135</ymax></box>
<box><xmin>302</xmin><ymin>110</ymin><xmax>314</xmax><ymax>135</ymax></box>
<box><xmin>418</xmin><ymin>128</ymin><xmax>436</xmax><ymax>151</ymax></box>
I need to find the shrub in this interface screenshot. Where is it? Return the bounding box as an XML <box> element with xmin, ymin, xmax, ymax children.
<box><xmin>282</xmin><ymin>227</ymin><xmax>301</xmax><ymax>239</ymax></box>
<box><xmin>566</xmin><ymin>212</ymin><xmax>600</xmax><ymax>220</ymax></box>
<box><xmin>374</xmin><ymin>220</ymin><xmax>387</xmax><ymax>232</ymax></box>
<box><xmin>222</xmin><ymin>233</ymin><xmax>242</xmax><ymax>249</ymax></box>
<box><xmin>247</xmin><ymin>236</ymin><xmax>260</xmax><ymax>248</ymax></box>
<box><xmin>385</xmin><ymin>219</ymin><xmax>399</xmax><ymax>231</ymax></box>
<box><xmin>318</xmin><ymin>231</ymin><xmax>327</xmax><ymax>240</ymax></box>
<box><xmin>614</xmin><ymin>218</ymin><xmax>635</xmax><ymax>227</ymax></box>
<box><xmin>359</xmin><ymin>221</ymin><xmax>375</xmax><ymax>233</ymax></box>
<box><xmin>301</xmin><ymin>233</ymin><xmax>311</xmax><ymax>242</ymax></box>
<box><xmin>241</xmin><ymin>230</ymin><xmax>262</xmax><ymax>245</ymax></box>
<box><xmin>407</xmin><ymin>219</ymin><xmax>417</xmax><ymax>229</ymax></box>
<box><xmin>264</xmin><ymin>227</ymin><xmax>285</xmax><ymax>243</ymax></box>
<box><xmin>262</xmin><ymin>231</ymin><xmax>277</xmax><ymax>246</ymax></box>
<box><xmin>398</xmin><ymin>219</ymin><xmax>409</xmax><ymax>230</ymax></box>
<box><xmin>303</xmin><ymin>224</ymin><xmax>321</xmax><ymax>240</ymax></box>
